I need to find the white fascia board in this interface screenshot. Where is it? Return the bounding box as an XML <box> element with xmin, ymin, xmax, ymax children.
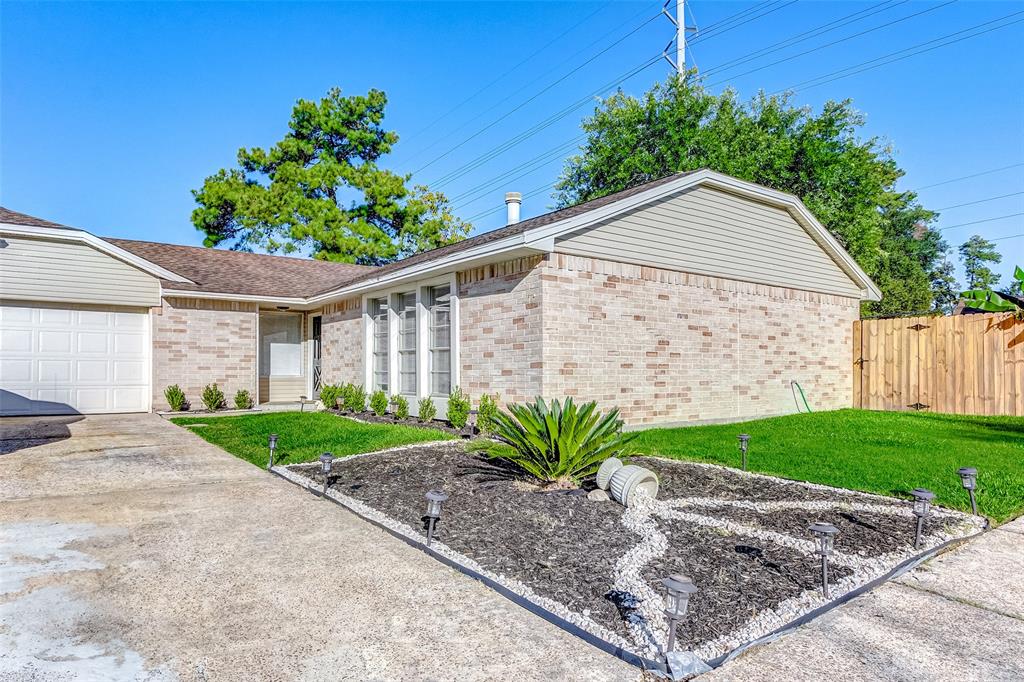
<box><xmin>521</xmin><ymin>169</ymin><xmax>882</xmax><ymax>302</ymax></box>
<box><xmin>0</xmin><ymin>222</ymin><xmax>193</xmax><ymax>283</ymax></box>
<box><xmin>161</xmin><ymin>288</ymin><xmax>311</xmax><ymax>308</ymax></box>
<box><xmin>307</xmin><ymin>235</ymin><xmax>550</xmax><ymax>305</ymax></box>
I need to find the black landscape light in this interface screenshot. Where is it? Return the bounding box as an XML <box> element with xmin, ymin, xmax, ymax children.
<box><xmin>319</xmin><ymin>452</ymin><xmax>334</xmax><ymax>497</ymax></box>
<box><xmin>424</xmin><ymin>490</ymin><xmax>449</xmax><ymax>547</ymax></box>
<box><xmin>957</xmin><ymin>467</ymin><xmax>978</xmax><ymax>515</ymax></box>
<box><xmin>737</xmin><ymin>434</ymin><xmax>750</xmax><ymax>471</ymax></box>
<box><xmin>911</xmin><ymin>488</ymin><xmax>935</xmax><ymax>549</ymax></box>
<box><xmin>661</xmin><ymin>574</ymin><xmax>698</xmax><ymax>654</ymax></box>
<box><xmin>808</xmin><ymin>522</ymin><xmax>839</xmax><ymax>598</ymax></box>
<box><xmin>267</xmin><ymin>433</ymin><xmax>278</xmax><ymax>471</ymax></box>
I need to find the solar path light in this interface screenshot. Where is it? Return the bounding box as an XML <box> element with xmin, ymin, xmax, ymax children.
<box><xmin>319</xmin><ymin>452</ymin><xmax>334</xmax><ymax>497</ymax></box>
<box><xmin>661</xmin><ymin>574</ymin><xmax>698</xmax><ymax>654</ymax></box>
<box><xmin>957</xmin><ymin>467</ymin><xmax>978</xmax><ymax>515</ymax></box>
<box><xmin>425</xmin><ymin>490</ymin><xmax>449</xmax><ymax>547</ymax></box>
<box><xmin>808</xmin><ymin>522</ymin><xmax>839</xmax><ymax>598</ymax></box>
<box><xmin>737</xmin><ymin>434</ymin><xmax>750</xmax><ymax>471</ymax></box>
<box><xmin>267</xmin><ymin>433</ymin><xmax>278</xmax><ymax>471</ymax></box>
<box><xmin>911</xmin><ymin>488</ymin><xmax>935</xmax><ymax>549</ymax></box>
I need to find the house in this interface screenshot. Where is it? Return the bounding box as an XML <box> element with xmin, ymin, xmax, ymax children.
<box><xmin>0</xmin><ymin>169</ymin><xmax>880</xmax><ymax>425</ymax></box>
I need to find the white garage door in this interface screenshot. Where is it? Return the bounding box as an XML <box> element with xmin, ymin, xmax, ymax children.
<box><xmin>0</xmin><ymin>304</ymin><xmax>151</xmax><ymax>416</ymax></box>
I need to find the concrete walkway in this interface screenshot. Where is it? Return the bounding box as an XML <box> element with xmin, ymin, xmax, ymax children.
<box><xmin>0</xmin><ymin>414</ymin><xmax>636</xmax><ymax>681</ymax></box>
<box><xmin>700</xmin><ymin>516</ymin><xmax>1024</xmax><ymax>681</ymax></box>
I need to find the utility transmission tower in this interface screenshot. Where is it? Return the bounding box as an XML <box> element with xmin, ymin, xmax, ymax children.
<box><xmin>662</xmin><ymin>0</ymin><xmax>697</xmax><ymax>76</ymax></box>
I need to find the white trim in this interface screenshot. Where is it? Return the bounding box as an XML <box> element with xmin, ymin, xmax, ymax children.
<box><xmin>162</xmin><ymin>288</ymin><xmax>310</xmax><ymax>307</ymax></box>
<box><xmin>449</xmin><ymin>271</ymin><xmax>461</xmax><ymax>392</ymax></box>
<box><xmin>0</xmin><ymin>223</ymin><xmax>193</xmax><ymax>283</ymax></box>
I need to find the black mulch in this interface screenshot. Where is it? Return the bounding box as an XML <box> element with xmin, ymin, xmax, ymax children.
<box><xmin>289</xmin><ymin>445</ymin><xmax>961</xmax><ymax>650</ymax></box>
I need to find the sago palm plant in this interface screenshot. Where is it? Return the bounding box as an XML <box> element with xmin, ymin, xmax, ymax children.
<box><xmin>489</xmin><ymin>397</ymin><xmax>636</xmax><ymax>488</ymax></box>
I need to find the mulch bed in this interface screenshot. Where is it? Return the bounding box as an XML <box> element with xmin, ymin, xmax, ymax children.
<box><xmin>288</xmin><ymin>444</ymin><xmax>976</xmax><ymax>657</ymax></box>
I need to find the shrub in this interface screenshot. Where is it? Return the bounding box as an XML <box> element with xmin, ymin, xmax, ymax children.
<box><xmin>418</xmin><ymin>396</ymin><xmax>437</xmax><ymax>422</ymax></box>
<box><xmin>344</xmin><ymin>384</ymin><xmax>367</xmax><ymax>413</ymax></box>
<box><xmin>201</xmin><ymin>383</ymin><xmax>226</xmax><ymax>411</ymax></box>
<box><xmin>477</xmin><ymin>393</ymin><xmax>499</xmax><ymax>435</ymax></box>
<box><xmin>447</xmin><ymin>386</ymin><xmax>471</xmax><ymax>429</ymax></box>
<box><xmin>370</xmin><ymin>389</ymin><xmax>388</xmax><ymax>416</ymax></box>
<box><xmin>319</xmin><ymin>384</ymin><xmax>342</xmax><ymax>410</ymax></box>
<box><xmin>233</xmin><ymin>389</ymin><xmax>254</xmax><ymax>410</ymax></box>
<box><xmin>392</xmin><ymin>394</ymin><xmax>410</xmax><ymax>420</ymax></box>
<box><xmin>164</xmin><ymin>384</ymin><xmax>188</xmax><ymax>411</ymax></box>
<box><xmin>489</xmin><ymin>397</ymin><xmax>637</xmax><ymax>487</ymax></box>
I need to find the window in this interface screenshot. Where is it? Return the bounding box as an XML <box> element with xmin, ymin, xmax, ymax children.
<box><xmin>427</xmin><ymin>284</ymin><xmax>451</xmax><ymax>396</ymax></box>
<box><xmin>370</xmin><ymin>297</ymin><xmax>389</xmax><ymax>393</ymax></box>
<box><xmin>396</xmin><ymin>292</ymin><xmax>417</xmax><ymax>395</ymax></box>
<box><xmin>260</xmin><ymin>314</ymin><xmax>301</xmax><ymax>376</ymax></box>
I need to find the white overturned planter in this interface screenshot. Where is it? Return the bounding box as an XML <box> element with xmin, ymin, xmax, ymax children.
<box><xmin>596</xmin><ymin>457</ymin><xmax>623</xmax><ymax>490</ymax></box>
<box><xmin>608</xmin><ymin>464</ymin><xmax>659</xmax><ymax>508</ymax></box>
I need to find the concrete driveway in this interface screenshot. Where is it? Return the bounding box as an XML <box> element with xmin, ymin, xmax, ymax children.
<box><xmin>0</xmin><ymin>414</ymin><xmax>636</xmax><ymax>681</ymax></box>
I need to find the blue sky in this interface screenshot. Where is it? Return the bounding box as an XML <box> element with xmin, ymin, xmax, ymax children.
<box><xmin>2</xmin><ymin>0</ymin><xmax>1022</xmax><ymax>285</ymax></box>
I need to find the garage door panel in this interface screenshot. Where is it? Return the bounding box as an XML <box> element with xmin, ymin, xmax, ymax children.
<box><xmin>39</xmin><ymin>330</ymin><xmax>73</xmax><ymax>353</ymax></box>
<box><xmin>0</xmin><ymin>303</ymin><xmax>150</xmax><ymax>416</ymax></box>
<box><xmin>39</xmin><ymin>360</ymin><xmax>73</xmax><ymax>382</ymax></box>
<box><xmin>0</xmin><ymin>359</ymin><xmax>33</xmax><ymax>382</ymax></box>
<box><xmin>1</xmin><ymin>329</ymin><xmax>33</xmax><ymax>352</ymax></box>
<box><xmin>78</xmin><ymin>360</ymin><xmax>111</xmax><ymax>382</ymax></box>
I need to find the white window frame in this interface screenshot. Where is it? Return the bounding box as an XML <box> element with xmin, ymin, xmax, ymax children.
<box><xmin>367</xmin><ymin>297</ymin><xmax>390</xmax><ymax>394</ymax></box>
<box><xmin>362</xmin><ymin>272</ymin><xmax>458</xmax><ymax>416</ymax></box>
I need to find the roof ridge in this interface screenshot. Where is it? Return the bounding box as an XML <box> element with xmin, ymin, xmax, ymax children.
<box><xmin>104</xmin><ymin>237</ymin><xmax>376</xmax><ymax>269</ymax></box>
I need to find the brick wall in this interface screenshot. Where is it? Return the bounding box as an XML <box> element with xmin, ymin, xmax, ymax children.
<box><xmin>540</xmin><ymin>254</ymin><xmax>859</xmax><ymax>426</ymax></box>
<box><xmin>319</xmin><ymin>297</ymin><xmax>363</xmax><ymax>387</ymax></box>
<box><xmin>151</xmin><ymin>297</ymin><xmax>257</xmax><ymax>410</ymax></box>
<box><xmin>458</xmin><ymin>256</ymin><xmax>544</xmax><ymax>404</ymax></box>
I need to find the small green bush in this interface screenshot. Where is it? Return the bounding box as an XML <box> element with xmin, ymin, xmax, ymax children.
<box><xmin>477</xmin><ymin>393</ymin><xmax>499</xmax><ymax>435</ymax></box>
<box><xmin>370</xmin><ymin>389</ymin><xmax>388</xmax><ymax>416</ymax></box>
<box><xmin>164</xmin><ymin>384</ymin><xmax>188</xmax><ymax>411</ymax></box>
<box><xmin>393</xmin><ymin>394</ymin><xmax>410</xmax><ymax>420</ymax></box>
<box><xmin>447</xmin><ymin>386</ymin><xmax>471</xmax><ymax>429</ymax></box>
<box><xmin>319</xmin><ymin>384</ymin><xmax>342</xmax><ymax>409</ymax></box>
<box><xmin>344</xmin><ymin>384</ymin><xmax>367</xmax><ymax>412</ymax></box>
<box><xmin>233</xmin><ymin>389</ymin><xmax>254</xmax><ymax>410</ymax></box>
<box><xmin>201</xmin><ymin>383</ymin><xmax>225</xmax><ymax>411</ymax></box>
<box><xmin>490</xmin><ymin>397</ymin><xmax>636</xmax><ymax>487</ymax></box>
<box><xmin>418</xmin><ymin>396</ymin><xmax>437</xmax><ymax>422</ymax></box>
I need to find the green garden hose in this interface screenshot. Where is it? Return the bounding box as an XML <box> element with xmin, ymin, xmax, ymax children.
<box><xmin>792</xmin><ymin>381</ymin><xmax>813</xmax><ymax>413</ymax></box>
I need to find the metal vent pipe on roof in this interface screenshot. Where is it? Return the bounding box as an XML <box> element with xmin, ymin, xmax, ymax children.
<box><xmin>504</xmin><ymin>192</ymin><xmax>522</xmax><ymax>225</ymax></box>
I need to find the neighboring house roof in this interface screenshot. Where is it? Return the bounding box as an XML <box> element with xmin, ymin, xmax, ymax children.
<box><xmin>104</xmin><ymin>238</ymin><xmax>374</xmax><ymax>299</ymax></box>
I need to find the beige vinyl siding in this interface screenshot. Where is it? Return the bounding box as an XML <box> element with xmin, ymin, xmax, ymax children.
<box><xmin>555</xmin><ymin>186</ymin><xmax>865</xmax><ymax>298</ymax></box>
<box><xmin>0</xmin><ymin>235</ymin><xmax>161</xmax><ymax>307</ymax></box>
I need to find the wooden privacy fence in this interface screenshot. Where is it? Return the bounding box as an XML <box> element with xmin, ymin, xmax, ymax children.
<box><xmin>853</xmin><ymin>312</ymin><xmax>1024</xmax><ymax>416</ymax></box>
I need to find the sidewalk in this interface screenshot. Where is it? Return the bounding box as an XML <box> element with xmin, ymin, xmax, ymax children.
<box><xmin>700</xmin><ymin>517</ymin><xmax>1024</xmax><ymax>681</ymax></box>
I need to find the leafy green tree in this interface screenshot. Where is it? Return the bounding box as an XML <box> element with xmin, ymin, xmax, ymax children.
<box><xmin>555</xmin><ymin>76</ymin><xmax>946</xmax><ymax>316</ymax></box>
<box><xmin>192</xmin><ymin>88</ymin><xmax>470</xmax><ymax>264</ymax></box>
<box><xmin>959</xmin><ymin>235</ymin><xmax>1002</xmax><ymax>289</ymax></box>
<box><xmin>929</xmin><ymin>259</ymin><xmax>960</xmax><ymax>314</ymax></box>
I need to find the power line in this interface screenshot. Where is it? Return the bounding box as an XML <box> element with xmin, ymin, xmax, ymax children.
<box><xmin>403</xmin><ymin>2</ymin><xmax>613</xmax><ymax>147</ymax></box>
<box><xmin>690</xmin><ymin>0</ymin><xmax>799</xmax><ymax>45</ymax></box>
<box><xmin>991</xmin><ymin>232</ymin><xmax>1024</xmax><ymax>242</ymax></box>
<box><xmin>773</xmin><ymin>9</ymin><xmax>1024</xmax><ymax>94</ymax></box>
<box><xmin>430</xmin><ymin>53</ymin><xmax>664</xmax><ymax>188</ymax></box>
<box><xmin>412</xmin><ymin>9</ymin><xmax>663</xmax><ymax>174</ymax></box>
<box><xmin>934</xmin><ymin>191</ymin><xmax>1024</xmax><ymax>212</ymax></box>
<box><xmin>699</xmin><ymin>0</ymin><xmax>906</xmax><ymax>79</ymax></box>
<box><xmin>913</xmin><ymin>163</ymin><xmax>1024</xmax><ymax>191</ymax></box>
<box><xmin>705</xmin><ymin>0</ymin><xmax>957</xmax><ymax>88</ymax></box>
<box><xmin>937</xmin><ymin>212</ymin><xmax>1024</xmax><ymax>231</ymax></box>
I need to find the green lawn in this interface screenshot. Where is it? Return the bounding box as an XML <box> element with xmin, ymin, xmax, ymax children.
<box><xmin>632</xmin><ymin>409</ymin><xmax>1024</xmax><ymax>522</ymax></box>
<box><xmin>171</xmin><ymin>412</ymin><xmax>453</xmax><ymax>468</ymax></box>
